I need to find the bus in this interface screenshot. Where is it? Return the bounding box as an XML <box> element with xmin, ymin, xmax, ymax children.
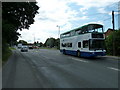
<box><xmin>60</xmin><ymin>24</ymin><xmax>106</xmax><ymax>57</ymax></box>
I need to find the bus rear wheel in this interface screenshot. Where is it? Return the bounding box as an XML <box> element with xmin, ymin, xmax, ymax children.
<box><xmin>77</xmin><ymin>51</ymin><xmax>80</xmax><ymax>57</ymax></box>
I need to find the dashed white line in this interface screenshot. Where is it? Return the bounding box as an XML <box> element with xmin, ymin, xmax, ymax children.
<box><xmin>107</xmin><ymin>67</ymin><xmax>120</xmax><ymax>71</ymax></box>
<box><xmin>71</xmin><ymin>58</ymin><xmax>89</xmax><ymax>63</ymax></box>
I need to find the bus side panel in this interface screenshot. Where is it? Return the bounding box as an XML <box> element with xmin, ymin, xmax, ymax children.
<box><xmin>80</xmin><ymin>52</ymin><xmax>95</xmax><ymax>57</ymax></box>
<box><xmin>60</xmin><ymin>49</ymin><xmax>106</xmax><ymax>57</ymax></box>
<box><xmin>60</xmin><ymin>49</ymin><xmax>77</xmax><ymax>56</ymax></box>
<box><xmin>80</xmin><ymin>51</ymin><xmax>106</xmax><ymax>57</ymax></box>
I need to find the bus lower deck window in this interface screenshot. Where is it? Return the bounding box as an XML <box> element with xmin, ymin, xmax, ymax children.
<box><xmin>83</xmin><ymin>40</ymin><xmax>89</xmax><ymax>48</ymax></box>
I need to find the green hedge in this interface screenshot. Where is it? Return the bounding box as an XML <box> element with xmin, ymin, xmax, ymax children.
<box><xmin>105</xmin><ymin>30</ymin><xmax>120</xmax><ymax>56</ymax></box>
<box><xmin>2</xmin><ymin>42</ymin><xmax>12</xmax><ymax>65</ymax></box>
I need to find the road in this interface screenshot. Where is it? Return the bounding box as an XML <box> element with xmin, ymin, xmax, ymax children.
<box><xmin>2</xmin><ymin>49</ymin><xmax>119</xmax><ymax>88</ymax></box>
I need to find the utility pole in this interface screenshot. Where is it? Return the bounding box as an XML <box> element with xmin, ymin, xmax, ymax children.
<box><xmin>118</xmin><ymin>1</ymin><xmax>120</xmax><ymax>29</ymax></box>
<box><xmin>112</xmin><ymin>11</ymin><xmax>115</xmax><ymax>30</ymax></box>
<box><xmin>112</xmin><ymin>11</ymin><xmax>115</xmax><ymax>56</ymax></box>
<box><xmin>56</xmin><ymin>25</ymin><xmax>60</xmax><ymax>38</ymax></box>
<box><xmin>33</xmin><ymin>34</ymin><xmax>35</xmax><ymax>43</ymax></box>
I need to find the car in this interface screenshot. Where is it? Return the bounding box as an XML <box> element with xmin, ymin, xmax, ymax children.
<box><xmin>28</xmin><ymin>46</ymin><xmax>33</xmax><ymax>49</ymax></box>
<box><xmin>21</xmin><ymin>46</ymin><xmax>28</xmax><ymax>52</ymax></box>
<box><xmin>33</xmin><ymin>46</ymin><xmax>39</xmax><ymax>49</ymax></box>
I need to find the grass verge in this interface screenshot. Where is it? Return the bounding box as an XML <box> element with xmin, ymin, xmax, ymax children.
<box><xmin>2</xmin><ymin>47</ymin><xmax>13</xmax><ymax>65</ymax></box>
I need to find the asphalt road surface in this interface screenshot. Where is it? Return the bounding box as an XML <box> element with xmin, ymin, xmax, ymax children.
<box><xmin>2</xmin><ymin>49</ymin><xmax>119</xmax><ymax>88</ymax></box>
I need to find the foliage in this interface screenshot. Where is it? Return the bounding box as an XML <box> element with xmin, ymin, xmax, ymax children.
<box><xmin>2</xmin><ymin>2</ymin><xmax>39</xmax><ymax>62</ymax></box>
<box><xmin>44</xmin><ymin>38</ymin><xmax>55</xmax><ymax>47</ymax></box>
<box><xmin>39</xmin><ymin>42</ymin><xmax>43</xmax><ymax>47</ymax></box>
<box><xmin>18</xmin><ymin>40</ymin><xmax>28</xmax><ymax>45</ymax></box>
<box><xmin>44</xmin><ymin>38</ymin><xmax>60</xmax><ymax>49</ymax></box>
<box><xmin>2</xmin><ymin>44</ymin><xmax>12</xmax><ymax>64</ymax></box>
<box><xmin>2</xmin><ymin>2</ymin><xmax>39</xmax><ymax>44</ymax></box>
<box><xmin>2</xmin><ymin>2</ymin><xmax>39</xmax><ymax>30</ymax></box>
<box><xmin>55</xmin><ymin>38</ymin><xmax>60</xmax><ymax>49</ymax></box>
<box><xmin>105</xmin><ymin>30</ymin><xmax>120</xmax><ymax>56</ymax></box>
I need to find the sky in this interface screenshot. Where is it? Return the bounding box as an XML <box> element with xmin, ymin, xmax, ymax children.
<box><xmin>18</xmin><ymin>0</ymin><xmax>120</xmax><ymax>43</ymax></box>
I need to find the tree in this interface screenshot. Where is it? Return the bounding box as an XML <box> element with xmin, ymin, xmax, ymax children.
<box><xmin>44</xmin><ymin>38</ymin><xmax>60</xmax><ymax>49</ymax></box>
<box><xmin>34</xmin><ymin>42</ymin><xmax>37</xmax><ymax>45</ymax></box>
<box><xmin>18</xmin><ymin>40</ymin><xmax>28</xmax><ymax>45</ymax></box>
<box><xmin>2</xmin><ymin>2</ymin><xmax>39</xmax><ymax>44</ymax></box>
<box><xmin>2</xmin><ymin>2</ymin><xmax>39</xmax><ymax>61</ymax></box>
<box><xmin>44</xmin><ymin>38</ymin><xmax>55</xmax><ymax>48</ymax></box>
<box><xmin>2</xmin><ymin>2</ymin><xmax>39</xmax><ymax>30</ymax></box>
<box><xmin>39</xmin><ymin>42</ymin><xmax>43</xmax><ymax>47</ymax></box>
<box><xmin>55</xmin><ymin>38</ymin><xmax>60</xmax><ymax>49</ymax></box>
<box><xmin>105</xmin><ymin>29</ymin><xmax>120</xmax><ymax>56</ymax></box>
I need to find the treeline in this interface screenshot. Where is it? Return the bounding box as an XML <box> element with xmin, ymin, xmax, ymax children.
<box><xmin>17</xmin><ymin>38</ymin><xmax>60</xmax><ymax>49</ymax></box>
<box><xmin>105</xmin><ymin>29</ymin><xmax>120</xmax><ymax>56</ymax></box>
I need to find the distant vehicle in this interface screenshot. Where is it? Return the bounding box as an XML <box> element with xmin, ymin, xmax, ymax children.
<box><xmin>17</xmin><ymin>43</ymin><xmax>22</xmax><ymax>49</ymax></box>
<box><xmin>21</xmin><ymin>46</ymin><xmax>28</xmax><ymax>52</ymax></box>
<box><xmin>28</xmin><ymin>46</ymin><xmax>33</xmax><ymax>49</ymax></box>
<box><xmin>60</xmin><ymin>23</ymin><xmax>106</xmax><ymax>57</ymax></box>
<box><xmin>33</xmin><ymin>46</ymin><xmax>39</xmax><ymax>49</ymax></box>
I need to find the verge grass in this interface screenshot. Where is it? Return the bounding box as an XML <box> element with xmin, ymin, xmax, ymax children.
<box><xmin>2</xmin><ymin>47</ymin><xmax>14</xmax><ymax>65</ymax></box>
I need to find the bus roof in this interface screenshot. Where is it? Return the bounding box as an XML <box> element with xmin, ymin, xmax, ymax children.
<box><xmin>61</xmin><ymin>23</ymin><xmax>103</xmax><ymax>35</ymax></box>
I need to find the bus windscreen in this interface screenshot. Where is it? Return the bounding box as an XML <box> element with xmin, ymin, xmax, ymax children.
<box><xmin>89</xmin><ymin>39</ymin><xmax>105</xmax><ymax>50</ymax></box>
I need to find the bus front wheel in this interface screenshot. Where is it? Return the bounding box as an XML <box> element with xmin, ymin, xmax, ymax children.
<box><xmin>77</xmin><ymin>51</ymin><xmax>80</xmax><ymax>57</ymax></box>
<box><xmin>63</xmin><ymin>49</ymin><xmax>66</xmax><ymax>54</ymax></box>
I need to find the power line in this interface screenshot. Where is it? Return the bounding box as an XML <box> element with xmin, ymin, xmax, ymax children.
<box><xmin>87</xmin><ymin>13</ymin><xmax>106</xmax><ymax>16</ymax></box>
<box><xmin>102</xmin><ymin>14</ymin><xmax>118</xmax><ymax>22</ymax></box>
<box><xmin>114</xmin><ymin>10</ymin><xmax>120</xmax><ymax>12</ymax></box>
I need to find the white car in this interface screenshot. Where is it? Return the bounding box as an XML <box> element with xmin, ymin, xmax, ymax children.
<box><xmin>21</xmin><ymin>46</ymin><xmax>28</xmax><ymax>52</ymax></box>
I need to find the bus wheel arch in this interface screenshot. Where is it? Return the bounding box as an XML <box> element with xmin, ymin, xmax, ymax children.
<box><xmin>77</xmin><ymin>50</ymin><xmax>81</xmax><ymax>57</ymax></box>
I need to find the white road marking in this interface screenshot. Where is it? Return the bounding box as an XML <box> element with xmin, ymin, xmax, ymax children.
<box><xmin>107</xmin><ymin>67</ymin><xmax>120</xmax><ymax>71</ymax></box>
<box><xmin>71</xmin><ymin>58</ymin><xmax>89</xmax><ymax>63</ymax></box>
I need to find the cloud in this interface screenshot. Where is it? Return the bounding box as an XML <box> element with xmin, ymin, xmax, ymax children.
<box><xmin>18</xmin><ymin>0</ymin><xmax>119</xmax><ymax>43</ymax></box>
<box><xmin>18</xmin><ymin>0</ymin><xmax>80</xmax><ymax>43</ymax></box>
<box><xmin>70</xmin><ymin>0</ymin><xmax>119</xmax><ymax>16</ymax></box>
<box><xmin>80</xmin><ymin>7</ymin><xmax>88</xmax><ymax>14</ymax></box>
<box><xmin>70</xmin><ymin>0</ymin><xmax>119</xmax><ymax>8</ymax></box>
<box><xmin>98</xmin><ymin>8</ymin><xmax>108</xmax><ymax>14</ymax></box>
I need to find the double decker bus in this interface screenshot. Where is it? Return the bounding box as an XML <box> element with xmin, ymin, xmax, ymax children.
<box><xmin>60</xmin><ymin>24</ymin><xmax>106</xmax><ymax>57</ymax></box>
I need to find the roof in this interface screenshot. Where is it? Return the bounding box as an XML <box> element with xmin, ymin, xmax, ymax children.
<box><xmin>61</xmin><ymin>23</ymin><xmax>103</xmax><ymax>35</ymax></box>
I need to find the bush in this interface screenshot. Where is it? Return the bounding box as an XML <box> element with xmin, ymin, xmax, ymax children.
<box><xmin>105</xmin><ymin>30</ymin><xmax>120</xmax><ymax>56</ymax></box>
<box><xmin>2</xmin><ymin>41</ymin><xmax>12</xmax><ymax>65</ymax></box>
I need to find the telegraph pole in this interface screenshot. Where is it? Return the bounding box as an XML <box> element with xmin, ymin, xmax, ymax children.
<box><xmin>112</xmin><ymin>11</ymin><xmax>115</xmax><ymax>30</ymax></box>
<box><xmin>118</xmin><ymin>1</ymin><xmax>120</xmax><ymax>29</ymax></box>
<box><xmin>56</xmin><ymin>25</ymin><xmax>60</xmax><ymax>38</ymax></box>
<box><xmin>112</xmin><ymin>11</ymin><xmax>115</xmax><ymax>56</ymax></box>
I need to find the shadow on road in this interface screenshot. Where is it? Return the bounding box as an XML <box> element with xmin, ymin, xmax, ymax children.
<box><xmin>83</xmin><ymin>56</ymin><xmax>107</xmax><ymax>61</ymax></box>
<box><xmin>64</xmin><ymin>54</ymin><xmax>108</xmax><ymax>62</ymax></box>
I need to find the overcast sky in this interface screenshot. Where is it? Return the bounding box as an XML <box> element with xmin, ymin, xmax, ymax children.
<box><xmin>18</xmin><ymin>0</ymin><xmax>120</xmax><ymax>43</ymax></box>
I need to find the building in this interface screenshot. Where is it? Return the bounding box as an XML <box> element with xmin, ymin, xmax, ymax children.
<box><xmin>105</xmin><ymin>28</ymin><xmax>113</xmax><ymax>38</ymax></box>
